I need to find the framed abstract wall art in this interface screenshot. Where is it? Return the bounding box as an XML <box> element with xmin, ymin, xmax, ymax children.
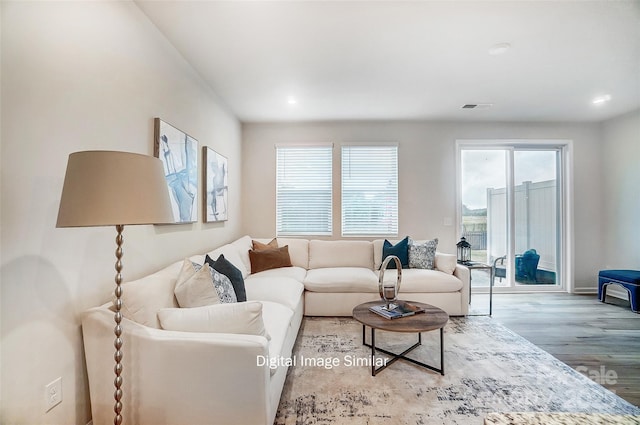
<box><xmin>154</xmin><ymin>118</ymin><xmax>198</xmax><ymax>223</ymax></box>
<box><xmin>203</xmin><ymin>147</ymin><xmax>228</xmax><ymax>222</ymax></box>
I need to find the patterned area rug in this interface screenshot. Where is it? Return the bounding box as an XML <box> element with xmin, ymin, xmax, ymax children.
<box><xmin>275</xmin><ymin>316</ymin><xmax>640</xmax><ymax>425</ymax></box>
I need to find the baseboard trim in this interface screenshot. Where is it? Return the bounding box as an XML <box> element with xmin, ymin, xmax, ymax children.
<box><xmin>573</xmin><ymin>285</ymin><xmax>628</xmax><ymax>299</ymax></box>
<box><xmin>572</xmin><ymin>288</ymin><xmax>597</xmax><ymax>294</ymax></box>
<box><xmin>86</xmin><ymin>421</ymin><xmax>93</xmax><ymax>425</ymax></box>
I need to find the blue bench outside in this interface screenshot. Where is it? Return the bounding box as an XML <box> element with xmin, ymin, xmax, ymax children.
<box><xmin>598</xmin><ymin>269</ymin><xmax>640</xmax><ymax>313</ymax></box>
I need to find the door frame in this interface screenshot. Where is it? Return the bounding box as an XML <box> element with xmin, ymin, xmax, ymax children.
<box><xmin>456</xmin><ymin>139</ymin><xmax>574</xmax><ymax>294</ymax></box>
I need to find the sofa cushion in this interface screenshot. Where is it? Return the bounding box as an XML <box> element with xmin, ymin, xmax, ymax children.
<box><xmin>378</xmin><ymin>268</ymin><xmax>463</xmax><ymax>292</ymax></box>
<box><xmin>247</xmin><ymin>266</ymin><xmax>308</xmax><ymax>283</ymax></box>
<box><xmin>304</xmin><ymin>267</ymin><xmax>378</xmax><ymax>293</ymax></box>
<box><xmin>277</xmin><ymin>238</ymin><xmax>309</xmax><ymax>269</ymax></box>
<box><xmin>244</xmin><ymin>276</ymin><xmax>304</xmax><ymax>310</ymax></box>
<box><xmin>157</xmin><ymin>301</ymin><xmax>270</xmax><ymax>340</ymax></box>
<box><xmin>435</xmin><ymin>252</ymin><xmax>457</xmax><ymax>274</ymax></box>
<box><xmin>230</xmin><ymin>235</ymin><xmax>253</xmax><ymax>277</ymax></box>
<box><xmin>261</xmin><ymin>301</ymin><xmax>294</xmax><ymax>375</ymax></box>
<box><xmin>205</xmin><ymin>254</ymin><xmax>247</xmax><ymax>302</ymax></box>
<box><xmin>174</xmin><ymin>260</ymin><xmax>222</xmax><ymax>308</ymax></box>
<box><xmin>408</xmin><ymin>238</ymin><xmax>438</xmax><ymax>269</ymax></box>
<box><xmin>308</xmin><ymin>240</ymin><xmax>373</xmax><ymax>269</ymax></box>
<box><xmin>382</xmin><ymin>237</ymin><xmax>409</xmax><ymax>269</ymax></box>
<box><xmin>249</xmin><ymin>246</ymin><xmax>293</xmax><ymax>274</ymax></box>
<box><xmin>119</xmin><ymin>260</ymin><xmax>181</xmax><ymax>328</ymax></box>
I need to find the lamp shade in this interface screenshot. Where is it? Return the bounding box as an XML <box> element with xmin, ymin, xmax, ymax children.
<box><xmin>56</xmin><ymin>151</ymin><xmax>174</xmax><ymax>227</ymax></box>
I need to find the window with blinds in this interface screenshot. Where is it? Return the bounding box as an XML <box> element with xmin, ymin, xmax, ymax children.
<box><xmin>341</xmin><ymin>146</ymin><xmax>398</xmax><ymax>236</ymax></box>
<box><xmin>276</xmin><ymin>146</ymin><xmax>333</xmax><ymax>236</ymax></box>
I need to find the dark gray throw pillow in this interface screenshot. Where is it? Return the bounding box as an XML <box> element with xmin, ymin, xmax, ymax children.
<box><xmin>205</xmin><ymin>254</ymin><xmax>247</xmax><ymax>302</ymax></box>
<box><xmin>382</xmin><ymin>236</ymin><xmax>410</xmax><ymax>269</ymax></box>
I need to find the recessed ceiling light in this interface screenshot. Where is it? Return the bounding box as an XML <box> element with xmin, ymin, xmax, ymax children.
<box><xmin>489</xmin><ymin>43</ymin><xmax>511</xmax><ymax>55</ymax></box>
<box><xmin>287</xmin><ymin>97</ymin><xmax>297</xmax><ymax>105</ymax></box>
<box><xmin>462</xmin><ymin>103</ymin><xmax>493</xmax><ymax>109</ymax></box>
<box><xmin>592</xmin><ymin>94</ymin><xmax>612</xmax><ymax>105</ymax></box>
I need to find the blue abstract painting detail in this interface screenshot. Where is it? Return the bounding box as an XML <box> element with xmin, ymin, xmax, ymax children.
<box><xmin>154</xmin><ymin>118</ymin><xmax>198</xmax><ymax>223</ymax></box>
<box><xmin>204</xmin><ymin>147</ymin><xmax>228</xmax><ymax>222</ymax></box>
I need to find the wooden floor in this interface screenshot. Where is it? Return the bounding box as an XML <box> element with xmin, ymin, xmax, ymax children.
<box><xmin>470</xmin><ymin>292</ymin><xmax>640</xmax><ymax>407</ymax></box>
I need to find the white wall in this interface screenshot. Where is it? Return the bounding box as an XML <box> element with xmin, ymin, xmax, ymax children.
<box><xmin>0</xmin><ymin>2</ymin><xmax>242</xmax><ymax>424</ymax></box>
<box><xmin>241</xmin><ymin>121</ymin><xmax>603</xmax><ymax>292</ymax></box>
<box><xmin>601</xmin><ymin>109</ymin><xmax>640</xmax><ymax>269</ymax></box>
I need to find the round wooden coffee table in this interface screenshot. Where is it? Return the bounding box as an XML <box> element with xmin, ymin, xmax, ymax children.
<box><xmin>352</xmin><ymin>301</ymin><xmax>449</xmax><ymax>376</ymax></box>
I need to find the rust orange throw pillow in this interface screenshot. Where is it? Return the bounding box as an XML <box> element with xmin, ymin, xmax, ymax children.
<box><xmin>252</xmin><ymin>238</ymin><xmax>278</xmax><ymax>251</ymax></box>
<box><xmin>248</xmin><ymin>245</ymin><xmax>292</xmax><ymax>274</ymax></box>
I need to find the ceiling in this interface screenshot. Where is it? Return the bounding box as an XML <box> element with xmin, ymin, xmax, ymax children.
<box><xmin>136</xmin><ymin>1</ymin><xmax>640</xmax><ymax>123</ymax></box>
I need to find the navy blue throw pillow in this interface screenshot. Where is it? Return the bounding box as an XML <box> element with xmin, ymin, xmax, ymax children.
<box><xmin>382</xmin><ymin>237</ymin><xmax>409</xmax><ymax>269</ymax></box>
<box><xmin>205</xmin><ymin>254</ymin><xmax>247</xmax><ymax>302</ymax></box>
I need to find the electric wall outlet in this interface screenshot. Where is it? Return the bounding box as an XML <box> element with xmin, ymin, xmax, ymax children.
<box><xmin>45</xmin><ymin>377</ymin><xmax>62</xmax><ymax>412</ymax></box>
<box><xmin>443</xmin><ymin>217</ymin><xmax>453</xmax><ymax>226</ymax></box>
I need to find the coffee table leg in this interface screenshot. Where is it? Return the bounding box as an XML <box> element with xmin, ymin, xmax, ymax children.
<box><xmin>362</xmin><ymin>324</ymin><xmax>378</xmax><ymax>376</ymax></box>
<box><xmin>371</xmin><ymin>327</ymin><xmax>376</xmax><ymax>376</ymax></box>
<box><xmin>361</xmin><ymin>325</ymin><xmax>445</xmax><ymax>376</ymax></box>
<box><xmin>440</xmin><ymin>328</ymin><xmax>444</xmax><ymax>375</ymax></box>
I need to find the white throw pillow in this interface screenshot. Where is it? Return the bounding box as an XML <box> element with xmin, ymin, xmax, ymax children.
<box><xmin>435</xmin><ymin>253</ymin><xmax>457</xmax><ymax>275</ymax></box>
<box><xmin>174</xmin><ymin>259</ymin><xmax>221</xmax><ymax>308</ymax></box>
<box><xmin>118</xmin><ymin>274</ymin><xmax>178</xmax><ymax>328</ymax></box>
<box><xmin>157</xmin><ymin>301</ymin><xmax>270</xmax><ymax>340</ymax></box>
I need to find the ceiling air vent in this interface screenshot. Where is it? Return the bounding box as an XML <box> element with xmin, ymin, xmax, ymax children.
<box><xmin>462</xmin><ymin>103</ymin><xmax>493</xmax><ymax>109</ymax></box>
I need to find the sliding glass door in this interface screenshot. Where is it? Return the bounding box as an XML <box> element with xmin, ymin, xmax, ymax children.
<box><xmin>460</xmin><ymin>143</ymin><xmax>564</xmax><ymax>291</ymax></box>
<box><xmin>513</xmin><ymin>150</ymin><xmax>559</xmax><ymax>286</ymax></box>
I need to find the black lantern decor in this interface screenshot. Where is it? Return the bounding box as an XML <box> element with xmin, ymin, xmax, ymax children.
<box><xmin>456</xmin><ymin>236</ymin><xmax>471</xmax><ymax>264</ymax></box>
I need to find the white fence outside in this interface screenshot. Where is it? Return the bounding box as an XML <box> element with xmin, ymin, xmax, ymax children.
<box><xmin>486</xmin><ymin>180</ymin><xmax>557</xmax><ymax>272</ymax></box>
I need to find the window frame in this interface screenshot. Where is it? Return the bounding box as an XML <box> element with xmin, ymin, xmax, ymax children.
<box><xmin>275</xmin><ymin>144</ymin><xmax>333</xmax><ymax>237</ymax></box>
<box><xmin>340</xmin><ymin>144</ymin><xmax>399</xmax><ymax>237</ymax></box>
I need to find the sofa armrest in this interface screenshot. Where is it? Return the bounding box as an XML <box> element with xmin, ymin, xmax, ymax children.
<box><xmin>82</xmin><ymin>306</ymin><xmax>272</xmax><ymax>425</ymax></box>
<box><xmin>454</xmin><ymin>264</ymin><xmax>470</xmax><ymax>313</ymax></box>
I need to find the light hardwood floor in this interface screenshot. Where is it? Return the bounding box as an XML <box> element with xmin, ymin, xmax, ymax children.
<box><xmin>470</xmin><ymin>292</ymin><xmax>640</xmax><ymax>407</ymax></box>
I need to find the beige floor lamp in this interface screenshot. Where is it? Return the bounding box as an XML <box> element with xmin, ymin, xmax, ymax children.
<box><xmin>56</xmin><ymin>151</ymin><xmax>173</xmax><ymax>424</ymax></box>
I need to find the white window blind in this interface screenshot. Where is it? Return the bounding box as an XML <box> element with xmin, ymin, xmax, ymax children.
<box><xmin>341</xmin><ymin>146</ymin><xmax>398</xmax><ymax>236</ymax></box>
<box><xmin>276</xmin><ymin>146</ymin><xmax>332</xmax><ymax>236</ymax></box>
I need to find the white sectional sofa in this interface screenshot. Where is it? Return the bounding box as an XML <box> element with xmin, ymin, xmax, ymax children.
<box><xmin>82</xmin><ymin>235</ymin><xmax>469</xmax><ymax>425</ymax></box>
<box><xmin>301</xmin><ymin>238</ymin><xmax>470</xmax><ymax>316</ymax></box>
